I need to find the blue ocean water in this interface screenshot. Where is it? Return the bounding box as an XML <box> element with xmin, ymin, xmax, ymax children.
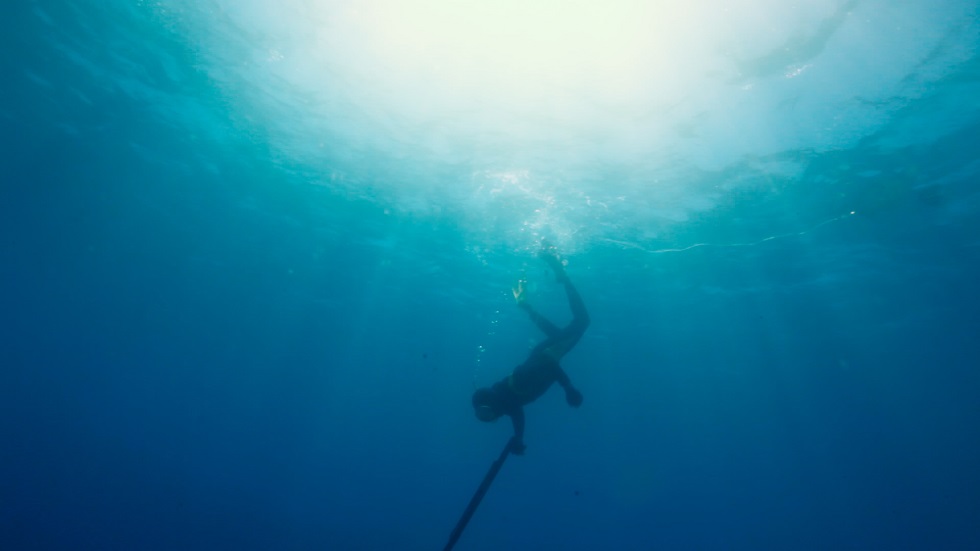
<box><xmin>3</xmin><ymin>1</ymin><xmax>980</xmax><ymax>550</ymax></box>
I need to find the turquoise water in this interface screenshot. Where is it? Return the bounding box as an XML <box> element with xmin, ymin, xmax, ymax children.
<box><xmin>3</xmin><ymin>1</ymin><xmax>979</xmax><ymax>549</ymax></box>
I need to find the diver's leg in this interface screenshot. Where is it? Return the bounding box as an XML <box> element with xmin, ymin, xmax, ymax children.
<box><xmin>538</xmin><ymin>279</ymin><xmax>589</xmax><ymax>360</ymax></box>
<box><xmin>531</xmin><ymin>246</ymin><xmax>591</xmax><ymax>360</ymax></box>
<box><xmin>539</xmin><ymin>246</ymin><xmax>589</xmax><ymax>328</ymax></box>
<box><xmin>527</xmin><ymin>278</ymin><xmax>591</xmax><ymax>361</ymax></box>
<box><xmin>560</xmin><ymin>277</ymin><xmax>590</xmax><ymax>331</ymax></box>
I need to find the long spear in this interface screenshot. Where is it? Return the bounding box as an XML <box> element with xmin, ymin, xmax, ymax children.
<box><xmin>442</xmin><ymin>437</ymin><xmax>516</xmax><ymax>551</ymax></box>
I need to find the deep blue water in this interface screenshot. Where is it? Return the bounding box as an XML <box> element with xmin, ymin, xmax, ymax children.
<box><xmin>3</xmin><ymin>1</ymin><xmax>980</xmax><ymax>550</ymax></box>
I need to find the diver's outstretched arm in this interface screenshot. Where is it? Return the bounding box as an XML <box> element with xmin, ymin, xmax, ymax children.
<box><xmin>557</xmin><ymin>367</ymin><xmax>583</xmax><ymax>407</ymax></box>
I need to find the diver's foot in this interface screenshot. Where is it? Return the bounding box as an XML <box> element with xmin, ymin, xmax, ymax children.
<box><xmin>538</xmin><ymin>242</ymin><xmax>567</xmax><ymax>282</ymax></box>
<box><xmin>512</xmin><ymin>275</ymin><xmax>528</xmax><ymax>306</ymax></box>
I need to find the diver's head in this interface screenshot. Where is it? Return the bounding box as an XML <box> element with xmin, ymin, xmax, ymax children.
<box><xmin>472</xmin><ymin>387</ymin><xmax>501</xmax><ymax>422</ymax></box>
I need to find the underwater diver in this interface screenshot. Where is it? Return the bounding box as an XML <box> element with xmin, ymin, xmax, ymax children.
<box><xmin>472</xmin><ymin>244</ymin><xmax>590</xmax><ymax>455</ymax></box>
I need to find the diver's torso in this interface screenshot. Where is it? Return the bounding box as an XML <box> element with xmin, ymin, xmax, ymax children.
<box><xmin>507</xmin><ymin>355</ymin><xmax>561</xmax><ymax>405</ymax></box>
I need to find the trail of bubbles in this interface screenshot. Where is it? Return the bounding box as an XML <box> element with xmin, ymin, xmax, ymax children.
<box><xmin>473</xmin><ymin>297</ymin><xmax>508</xmax><ymax>389</ymax></box>
<box><xmin>599</xmin><ymin>212</ymin><xmax>857</xmax><ymax>254</ymax></box>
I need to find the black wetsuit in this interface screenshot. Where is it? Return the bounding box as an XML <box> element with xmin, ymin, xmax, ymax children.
<box><xmin>492</xmin><ymin>273</ymin><xmax>590</xmax><ymax>447</ymax></box>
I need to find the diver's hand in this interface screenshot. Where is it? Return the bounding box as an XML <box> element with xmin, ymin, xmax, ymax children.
<box><xmin>510</xmin><ymin>439</ymin><xmax>526</xmax><ymax>455</ymax></box>
<box><xmin>566</xmin><ymin>388</ymin><xmax>583</xmax><ymax>408</ymax></box>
